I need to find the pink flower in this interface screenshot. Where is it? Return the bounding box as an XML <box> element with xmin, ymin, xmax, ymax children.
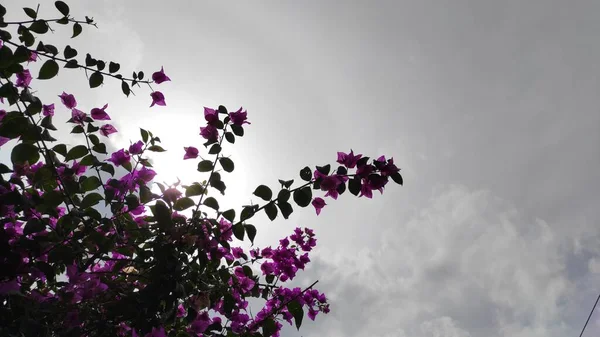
<box><xmin>204</xmin><ymin>107</ymin><xmax>219</xmax><ymax>123</ymax></box>
<box><xmin>336</xmin><ymin>149</ymin><xmax>362</xmax><ymax>169</ymax></box>
<box><xmin>199</xmin><ymin>125</ymin><xmax>218</xmax><ymax>141</ymax></box>
<box><xmin>91</xmin><ymin>104</ymin><xmax>110</xmax><ymax>120</ymax></box>
<box><xmin>15</xmin><ymin>70</ymin><xmax>32</xmax><ymax>88</ymax></box>
<box><xmin>71</xmin><ymin>108</ymin><xmax>87</xmax><ymax>125</ymax></box>
<box><xmin>100</xmin><ymin>124</ymin><xmax>118</xmax><ymax>137</ymax></box>
<box><xmin>229</xmin><ymin>107</ymin><xmax>250</xmax><ymax>126</ymax></box>
<box><xmin>42</xmin><ymin>104</ymin><xmax>55</xmax><ymax>117</ymax></box>
<box><xmin>129</xmin><ymin>141</ymin><xmax>144</xmax><ymax>155</ymax></box>
<box><xmin>59</xmin><ymin>92</ymin><xmax>77</xmax><ymax>109</ymax></box>
<box><xmin>150</xmin><ymin>91</ymin><xmax>166</xmax><ymax>107</ymax></box>
<box><xmin>108</xmin><ymin>149</ymin><xmax>130</xmax><ymax>167</ymax></box>
<box><xmin>151</xmin><ymin>66</ymin><xmax>171</xmax><ymax>84</ymax></box>
<box><xmin>311</xmin><ymin>197</ymin><xmax>326</xmax><ymax>215</ymax></box>
<box><xmin>183</xmin><ymin>146</ymin><xmax>199</xmax><ymax>160</ymax></box>
<box><xmin>27</xmin><ymin>52</ymin><xmax>38</xmax><ymax>63</ymax></box>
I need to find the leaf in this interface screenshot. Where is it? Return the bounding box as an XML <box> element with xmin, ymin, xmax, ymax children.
<box><xmin>140</xmin><ymin>128</ymin><xmax>149</xmax><ymax>143</ymax></box>
<box><xmin>41</xmin><ymin>115</ymin><xmax>57</xmax><ymax>130</ymax></box>
<box><xmin>203</xmin><ymin>197</ymin><xmax>219</xmax><ymax>210</ymax></box>
<box><xmin>64</xmin><ymin>59</ymin><xmax>78</xmax><ymax>68</ymax></box>
<box><xmin>245</xmin><ymin>224</ymin><xmax>257</xmax><ymax>244</ymax></box>
<box><xmin>208</xmin><ymin>144</ymin><xmax>221</xmax><ymax>155</ymax></box>
<box><xmin>63</xmin><ymin>45</ymin><xmax>77</xmax><ymax>59</ymax></box>
<box><xmin>81</xmin><ymin>176</ymin><xmax>101</xmax><ymax>192</ymax></box>
<box><xmin>253</xmin><ymin>185</ymin><xmax>272</xmax><ymax>201</ymax></box>
<box><xmin>43</xmin><ymin>190</ymin><xmax>64</xmax><ymax>207</ymax></box>
<box><xmin>152</xmin><ymin>200</ymin><xmax>173</xmax><ymax>232</ymax></box>
<box><xmin>287</xmin><ymin>300</ymin><xmax>304</xmax><ymax>330</ymax></box>
<box><xmin>277</xmin><ymin>189</ymin><xmax>290</xmax><ymax>202</ymax></box>
<box><xmin>52</xmin><ymin>144</ymin><xmax>67</xmax><ymax>157</ymax></box>
<box><xmin>38</xmin><ymin>60</ymin><xmax>59</xmax><ymax>80</ymax></box>
<box><xmin>293</xmin><ymin>186</ymin><xmax>312</xmax><ymax>207</ymax></box>
<box><xmin>89</xmin><ymin>71</ymin><xmax>103</xmax><ymax>88</ymax></box>
<box><xmin>390</xmin><ymin>172</ymin><xmax>403</xmax><ymax>185</ymax></box>
<box><xmin>120</xmin><ymin>81</ymin><xmax>131</xmax><ymax>97</ymax></box>
<box><xmin>0</xmin><ymin>163</ymin><xmax>12</xmax><ymax>174</ymax></box>
<box><xmin>197</xmin><ymin>160</ymin><xmax>213</xmax><ymax>172</ymax></box>
<box><xmin>92</xmin><ymin>143</ymin><xmax>107</xmax><ymax>154</ymax></box>
<box><xmin>300</xmin><ymin>166</ymin><xmax>312</xmax><ymax>181</ymax></box>
<box><xmin>72</xmin><ymin>22</ymin><xmax>82</xmax><ymax>38</ymax></box>
<box><xmin>277</xmin><ymin>201</ymin><xmax>293</xmax><ymax>219</ymax></box>
<box><xmin>185</xmin><ymin>184</ymin><xmax>205</xmax><ymax>197</ymax></box>
<box><xmin>222</xmin><ymin>209</ymin><xmax>235</xmax><ymax>222</ymax></box>
<box><xmin>348</xmin><ymin>176</ymin><xmax>361</xmax><ymax>196</ymax></box>
<box><xmin>240</xmin><ymin>206</ymin><xmax>255</xmax><ymax>221</ymax></box>
<box><xmin>262</xmin><ymin>318</ymin><xmax>277</xmax><ymax>337</ymax></box>
<box><xmin>80</xmin><ymin>192</ymin><xmax>103</xmax><ymax>208</ymax></box>
<box><xmin>232</xmin><ymin>223</ymin><xmax>245</xmax><ymax>241</ymax></box>
<box><xmin>265</xmin><ymin>202</ymin><xmax>278</xmax><ymax>221</ymax></box>
<box><xmin>71</xmin><ymin>125</ymin><xmax>84</xmax><ymax>134</ymax></box>
<box><xmin>230</xmin><ymin>124</ymin><xmax>244</xmax><ymax>137</ymax></box>
<box><xmin>88</xmin><ymin>134</ymin><xmax>100</xmax><ymax>146</ymax></box>
<box><xmin>219</xmin><ymin>157</ymin><xmax>234</xmax><ymax>172</ymax></box>
<box><xmin>138</xmin><ymin>71</ymin><xmax>144</xmax><ymax>80</ymax></box>
<box><xmin>109</xmin><ymin>61</ymin><xmax>120</xmax><ymax>73</ymax></box>
<box><xmin>100</xmin><ymin>163</ymin><xmax>115</xmax><ymax>176</ymax></box>
<box><xmin>11</xmin><ymin>143</ymin><xmax>39</xmax><ymax>164</ymax></box>
<box><xmin>29</xmin><ymin>20</ymin><xmax>48</xmax><ymax>34</ymax></box>
<box><xmin>147</xmin><ymin>145</ymin><xmax>166</xmax><ymax>152</ymax></box>
<box><xmin>65</xmin><ymin>145</ymin><xmax>88</xmax><ymax>161</ymax></box>
<box><xmin>55</xmin><ymin>1</ymin><xmax>70</xmax><ymax>16</ymax></box>
<box><xmin>24</xmin><ymin>218</ymin><xmax>45</xmax><ymax>235</ymax></box>
<box><xmin>174</xmin><ymin>197</ymin><xmax>195</xmax><ymax>211</ymax></box>
<box><xmin>23</xmin><ymin>7</ymin><xmax>37</xmax><ymax>19</ymax></box>
<box><xmin>96</xmin><ymin>60</ymin><xmax>105</xmax><ymax>71</ymax></box>
<box><xmin>316</xmin><ymin>164</ymin><xmax>331</xmax><ymax>175</ymax></box>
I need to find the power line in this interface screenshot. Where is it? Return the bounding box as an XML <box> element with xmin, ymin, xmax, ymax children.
<box><xmin>579</xmin><ymin>292</ymin><xmax>600</xmax><ymax>337</ymax></box>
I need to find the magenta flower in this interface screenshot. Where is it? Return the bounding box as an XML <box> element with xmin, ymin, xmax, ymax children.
<box><xmin>380</xmin><ymin>158</ymin><xmax>400</xmax><ymax>176</ymax></box>
<box><xmin>176</xmin><ymin>304</ymin><xmax>186</xmax><ymax>318</ymax></box>
<box><xmin>359</xmin><ymin>181</ymin><xmax>373</xmax><ymax>199</ymax></box>
<box><xmin>163</xmin><ymin>188</ymin><xmax>182</xmax><ymax>203</ymax></box>
<box><xmin>42</xmin><ymin>104</ymin><xmax>55</xmax><ymax>117</ymax></box>
<box><xmin>229</xmin><ymin>107</ymin><xmax>250</xmax><ymax>126</ymax></box>
<box><xmin>71</xmin><ymin>108</ymin><xmax>87</xmax><ymax>125</ymax></box>
<box><xmin>311</xmin><ymin>197</ymin><xmax>326</xmax><ymax>215</ymax></box>
<box><xmin>0</xmin><ymin>109</ymin><xmax>6</xmax><ymax>121</ymax></box>
<box><xmin>320</xmin><ymin>175</ymin><xmax>343</xmax><ymax>200</ymax></box>
<box><xmin>129</xmin><ymin>141</ymin><xmax>144</xmax><ymax>155</ymax></box>
<box><xmin>100</xmin><ymin>124</ymin><xmax>118</xmax><ymax>137</ymax></box>
<box><xmin>0</xmin><ymin>136</ymin><xmax>10</xmax><ymax>147</ymax></box>
<box><xmin>199</xmin><ymin>125</ymin><xmax>218</xmax><ymax>141</ymax></box>
<box><xmin>59</xmin><ymin>92</ymin><xmax>77</xmax><ymax>109</ymax></box>
<box><xmin>183</xmin><ymin>146</ymin><xmax>199</xmax><ymax>160</ymax></box>
<box><xmin>0</xmin><ymin>40</ymin><xmax>3</xmax><ymax>49</ymax></box>
<box><xmin>150</xmin><ymin>91</ymin><xmax>166</xmax><ymax>107</ymax></box>
<box><xmin>108</xmin><ymin>149</ymin><xmax>130</xmax><ymax>167</ymax></box>
<box><xmin>137</xmin><ymin>167</ymin><xmax>156</xmax><ymax>183</ymax></box>
<box><xmin>336</xmin><ymin>149</ymin><xmax>362</xmax><ymax>168</ymax></box>
<box><xmin>151</xmin><ymin>66</ymin><xmax>171</xmax><ymax>84</ymax></box>
<box><xmin>189</xmin><ymin>312</ymin><xmax>212</xmax><ymax>335</ymax></box>
<box><xmin>146</xmin><ymin>327</ymin><xmax>166</xmax><ymax>337</ymax></box>
<box><xmin>91</xmin><ymin>104</ymin><xmax>111</xmax><ymax>120</ymax></box>
<box><xmin>28</xmin><ymin>52</ymin><xmax>38</xmax><ymax>63</ymax></box>
<box><xmin>204</xmin><ymin>107</ymin><xmax>219</xmax><ymax>123</ymax></box>
<box><xmin>15</xmin><ymin>70</ymin><xmax>32</xmax><ymax>88</ymax></box>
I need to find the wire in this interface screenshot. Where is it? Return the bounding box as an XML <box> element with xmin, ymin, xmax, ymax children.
<box><xmin>579</xmin><ymin>292</ymin><xmax>600</xmax><ymax>337</ymax></box>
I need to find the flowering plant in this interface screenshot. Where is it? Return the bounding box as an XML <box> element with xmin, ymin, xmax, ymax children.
<box><xmin>0</xmin><ymin>2</ymin><xmax>402</xmax><ymax>336</ymax></box>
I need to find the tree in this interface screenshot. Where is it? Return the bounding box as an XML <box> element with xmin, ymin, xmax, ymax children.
<box><xmin>0</xmin><ymin>2</ymin><xmax>403</xmax><ymax>336</ymax></box>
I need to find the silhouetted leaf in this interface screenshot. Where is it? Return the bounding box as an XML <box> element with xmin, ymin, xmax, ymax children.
<box><xmin>38</xmin><ymin>60</ymin><xmax>59</xmax><ymax>79</ymax></box>
<box><xmin>253</xmin><ymin>185</ymin><xmax>272</xmax><ymax>201</ymax></box>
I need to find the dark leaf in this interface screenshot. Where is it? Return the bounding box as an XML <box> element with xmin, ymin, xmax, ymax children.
<box><xmin>390</xmin><ymin>172</ymin><xmax>403</xmax><ymax>185</ymax></box>
<box><xmin>96</xmin><ymin>60</ymin><xmax>105</xmax><ymax>71</ymax></box>
<box><xmin>230</xmin><ymin>124</ymin><xmax>244</xmax><ymax>137</ymax></box>
<box><xmin>23</xmin><ymin>7</ymin><xmax>37</xmax><ymax>19</ymax></box>
<box><xmin>287</xmin><ymin>300</ymin><xmax>304</xmax><ymax>330</ymax></box>
<box><xmin>219</xmin><ymin>157</ymin><xmax>234</xmax><ymax>172</ymax></box>
<box><xmin>64</xmin><ymin>59</ymin><xmax>78</xmax><ymax>68</ymax></box>
<box><xmin>174</xmin><ymin>197</ymin><xmax>195</xmax><ymax>211</ymax></box>
<box><xmin>245</xmin><ymin>224</ymin><xmax>257</xmax><ymax>244</ymax></box>
<box><xmin>55</xmin><ymin>1</ymin><xmax>70</xmax><ymax>16</ymax></box>
<box><xmin>185</xmin><ymin>183</ymin><xmax>205</xmax><ymax>197</ymax></box>
<box><xmin>203</xmin><ymin>197</ymin><xmax>219</xmax><ymax>210</ymax></box>
<box><xmin>233</xmin><ymin>223</ymin><xmax>245</xmax><ymax>241</ymax></box>
<box><xmin>65</xmin><ymin>145</ymin><xmax>88</xmax><ymax>161</ymax></box>
<box><xmin>147</xmin><ymin>145</ymin><xmax>166</xmax><ymax>152</ymax></box>
<box><xmin>253</xmin><ymin>185</ymin><xmax>272</xmax><ymax>201</ymax></box>
<box><xmin>121</xmin><ymin>81</ymin><xmax>130</xmax><ymax>96</ymax></box>
<box><xmin>52</xmin><ymin>144</ymin><xmax>67</xmax><ymax>157</ymax></box>
<box><xmin>300</xmin><ymin>166</ymin><xmax>312</xmax><ymax>181</ymax></box>
<box><xmin>41</xmin><ymin>115</ymin><xmax>57</xmax><ymax>130</ymax></box>
<box><xmin>63</xmin><ymin>45</ymin><xmax>77</xmax><ymax>59</ymax></box>
<box><xmin>224</xmin><ymin>132</ymin><xmax>235</xmax><ymax>144</ymax></box>
<box><xmin>262</xmin><ymin>318</ymin><xmax>277</xmax><ymax>337</ymax></box>
<box><xmin>89</xmin><ymin>71</ymin><xmax>103</xmax><ymax>88</ymax></box>
<box><xmin>24</xmin><ymin>218</ymin><xmax>45</xmax><ymax>235</ymax></box>
<box><xmin>152</xmin><ymin>200</ymin><xmax>173</xmax><ymax>232</ymax></box>
<box><xmin>137</xmin><ymin>71</ymin><xmax>144</xmax><ymax>80</ymax></box>
<box><xmin>29</xmin><ymin>20</ymin><xmax>48</xmax><ymax>34</ymax></box>
<box><xmin>348</xmin><ymin>176</ymin><xmax>361</xmax><ymax>196</ymax></box>
<box><xmin>277</xmin><ymin>189</ymin><xmax>290</xmax><ymax>202</ymax></box>
<box><xmin>222</xmin><ymin>209</ymin><xmax>235</xmax><ymax>222</ymax></box>
<box><xmin>293</xmin><ymin>186</ymin><xmax>312</xmax><ymax>207</ymax></box>
<box><xmin>197</xmin><ymin>160</ymin><xmax>213</xmax><ymax>172</ymax></box>
<box><xmin>209</xmin><ymin>144</ymin><xmax>221</xmax><ymax>155</ymax></box>
<box><xmin>11</xmin><ymin>143</ymin><xmax>39</xmax><ymax>164</ymax></box>
<box><xmin>109</xmin><ymin>61</ymin><xmax>120</xmax><ymax>73</ymax></box>
<box><xmin>80</xmin><ymin>192</ymin><xmax>103</xmax><ymax>208</ymax></box>
<box><xmin>140</xmin><ymin>128</ymin><xmax>149</xmax><ymax>142</ymax></box>
<box><xmin>316</xmin><ymin>164</ymin><xmax>331</xmax><ymax>175</ymax></box>
<box><xmin>277</xmin><ymin>201</ymin><xmax>293</xmax><ymax>219</ymax></box>
<box><xmin>72</xmin><ymin>22</ymin><xmax>82</xmax><ymax>38</ymax></box>
<box><xmin>265</xmin><ymin>202</ymin><xmax>278</xmax><ymax>221</ymax></box>
<box><xmin>38</xmin><ymin>60</ymin><xmax>59</xmax><ymax>79</ymax></box>
<box><xmin>240</xmin><ymin>206</ymin><xmax>255</xmax><ymax>221</ymax></box>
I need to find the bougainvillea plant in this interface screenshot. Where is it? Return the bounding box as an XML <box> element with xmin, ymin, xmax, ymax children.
<box><xmin>0</xmin><ymin>2</ymin><xmax>403</xmax><ymax>337</ymax></box>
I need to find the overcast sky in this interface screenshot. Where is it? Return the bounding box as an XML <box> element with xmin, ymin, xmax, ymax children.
<box><xmin>2</xmin><ymin>1</ymin><xmax>600</xmax><ymax>336</ymax></box>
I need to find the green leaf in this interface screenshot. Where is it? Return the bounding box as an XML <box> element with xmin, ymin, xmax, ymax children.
<box><xmin>88</xmin><ymin>134</ymin><xmax>100</xmax><ymax>145</ymax></box>
<box><xmin>197</xmin><ymin>160</ymin><xmax>213</xmax><ymax>172</ymax></box>
<box><xmin>224</xmin><ymin>132</ymin><xmax>235</xmax><ymax>144</ymax></box>
<box><xmin>287</xmin><ymin>300</ymin><xmax>304</xmax><ymax>330</ymax></box>
<box><xmin>245</xmin><ymin>224</ymin><xmax>257</xmax><ymax>244</ymax></box>
<box><xmin>265</xmin><ymin>202</ymin><xmax>278</xmax><ymax>221</ymax></box>
<box><xmin>121</xmin><ymin>81</ymin><xmax>130</xmax><ymax>97</ymax></box>
<box><xmin>52</xmin><ymin>144</ymin><xmax>67</xmax><ymax>157</ymax></box>
<box><xmin>92</xmin><ymin>143</ymin><xmax>107</xmax><ymax>154</ymax></box>
<box><xmin>80</xmin><ymin>192</ymin><xmax>103</xmax><ymax>208</ymax></box>
<box><xmin>233</xmin><ymin>223</ymin><xmax>245</xmax><ymax>241</ymax></box>
<box><xmin>152</xmin><ymin>200</ymin><xmax>173</xmax><ymax>232</ymax></box>
<box><xmin>140</xmin><ymin>128</ymin><xmax>149</xmax><ymax>142</ymax></box>
<box><xmin>253</xmin><ymin>185</ymin><xmax>272</xmax><ymax>201</ymax></box>
<box><xmin>277</xmin><ymin>189</ymin><xmax>291</xmax><ymax>202</ymax></box>
<box><xmin>65</xmin><ymin>145</ymin><xmax>88</xmax><ymax>161</ymax></box>
<box><xmin>293</xmin><ymin>187</ymin><xmax>312</xmax><ymax>207</ymax></box>
<box><xmin>300</xmin><ymin>166</ymin><xmax>312</xmax><ymax>181</ymax></box>
<box><xmin>222</xmin><ymin>209</ymin><xmax>235</xmax><ymax>222</ymax></box>
<box><xmin>147</xmin><ymin>145</ymin><xmax>165</xmax><ymax>152</ymax></box>
<box><xmin>208</xmin><ymin>144</ymin><xmax>221</xmax><ymax>154</ymax></box>
<box><xmin>109</xmin><ymin>61</ymin><xmax>120</xmax><ymax>73</ymax></box>
<box><xmin>203</xmin><ymin>197</ymin><xmax>219</xmax><ymax>210</ymax></box>
<box><xmin>79</xmin><ymin>154</ymin><xmax>96</xmax><ymax>166</ymax></box>
<box><xmin>174</xmin><ymin>197</ymin><xmax>195</xmax><ymax>211</ymax></box>
<box><xmin>63</xmin><ymin>45</ymin><xmax>77</xmax><ymax>59</ymax></box>
<box><xmin>89</xmin><ymin>71</ymin><xmax>103</xmax><ymax>88</ymax></box>
<box><xmin>81</xmin><ymin>176</ymin><xmax>101</xmax><ymax>192</ymax></box>
<box><xmin>55</xmin><ymin>1</ymin><xmax>70</xmax><ymax>16</ymax></box>
<box><xmin>23</xmin><ymin>7</ymin><xmax>37</xmax><ymax>19</ymax></box>
<box><xmin>240</xmin><ymin>206</ymin><xmax>255</xmax><ymax>221</ymax></box>
<box><xmin>262</xmin><ymin>318</ymin><xmax>277</xmax><ymax>337</ymax></box>
<box><xmin>24</xmin><ymin>218</ymin><xmax>45</xmax><ymax>235</ymax></box>
<box><xmin>230</xmin><ymin>124</ymin><xmax>244</xmax><ymax>137</ymax></box>
<box><xmin>219</xmin><ymin>157</ymin><xmax>234</xmax><ymax>172</ymax></box>
<box><xmin>11</xmin><ymin>143</ymin><xmax>39</xmax><ymax>164</ymax></box>
<box><xmin>185</xmin><ymin>183</ymin><xmax>205</xmax><ymax>197</ymax></box>
<box><xmin>71</xmin><ymin>125</ymin><xmax>84</xmax><ymax>134</ymax></box>
<box><xmin>348</xmin><ymin>176</ymin><xmax>361</xmax><ymax>196</ymax></box>
<box><xmin>43</xmin><ymin>190</ymin><xmax>64</xmax><ymax>208</ymax></box>
<box><xmin>38</xmin><ymin>60</ymin><xmax>59</xmax><ymax>79</ymax></box>
<box><xmin>100</xmin><ymin>163</ymin><xmax>115</xmax><ymax>176</ymax></box>
<box><xmin>390</xmin><ymin>172</ymin><xmax>403</xmax><ymax>185</ymax></box>
<box><xmin>72</xmin><ymin>22</ymin><xmax>82</xmax><ymax>38</ymax></box>
<box><xmin>277</xmin><ymin>201</ymin><xmax>293</xmax><ymax>219</ymax></box>
<box><xmin>29</xmin><ymin>20</ymin><xmax>48</xmax><ymax>34</ymax></box>
<box><xmin>41</xmin><ymin>115</ymin><xmax>57</xmax><ymax>130</ymax></box>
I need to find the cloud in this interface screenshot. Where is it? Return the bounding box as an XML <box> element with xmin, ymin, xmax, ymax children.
<box><xmin>279</xmin><ymin>184</ymin><xmax>600</xmax><ymax>337</ymax></box>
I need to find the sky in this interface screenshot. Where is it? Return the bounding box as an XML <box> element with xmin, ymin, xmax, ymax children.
<box><xmin>2</xmin><ymin>1</ymin><xmax>600</xmax><ymax>336</ymax></box>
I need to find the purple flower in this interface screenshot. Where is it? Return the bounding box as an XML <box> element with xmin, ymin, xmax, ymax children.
<box><xmin>200</xmin><ymin>125</ymin><xmax>218</xmax><ymax>141</ymax></box>
<box><xmin>0</xmin><ymin>40</ymin><xmax>3</xmax><ymax>49</ymax></box>
<box><xmin>163</xmin><ymin>188</ymin><xmax>182</xmax><ymax>203</ymax></box>
<box><xmin>176</xmin><ymin>304</ymin><xmax>186</xmax><ymax>318</ymax></box>
<box><xmin>204</xmin><ymin>107</ymin><xmax>219</xmax><ymax>123</ymax></box>
<box><xmin>183</xmin><ymin>146</ymin><xmax>199</xmax><ymax>160</ymax></box>
<box><xmin>42</xmin><ymin>104</ymin><xmax>55</xmax><ymax>117</ymax></box>
<box><xmin>100</xmin><ymin>124</ymin><xmax>118</xmax><ymax>137</ymax></box>
<box><xmin>0</xmin><ymin>136</ymin><xmax>10</xmax><ymax>147</ymax></box>
<box><xmin>59</xmin><ymin>92</ymin><xmax>77</xmax><ymax>109</ymax></box>
<box><xmin>189</xmin><ymin>312</ymin><xmax>212</xmax><ymax>335</ymax></box>
<box><xmin>320</xmin><ymin>175</ymin><xmax>343</xmax><ymax>200</ymax></box>
<box><xmin>137</xmin><ymin>167</ymin><xmax>156</xmax><ymax>183</ymax></box>
<box><xmin>108</xmin><ymin>149</ymin><xmax>130</xmax><ymax>167</ymax></box>
<box><xmin>0</xmin><ymin>109</ymin><xmax>6</xmax><ymax>121</ymax></box>
<box><xmin>91</xmin><ymin>103</ymin><xmax>111</xmax><ymax>120</ymax></box>
<box><xmin>129</xmin><ymin>141</ymin><xmax>144</xmax><ymax>155</ymax></box>
<box><xmin>380</xmin><ymin>158</ymin><xmax>400</xmax><ymax>176</ymax></box>
<box><xmin>15</xmin><ymin>70</ymin><xmax>32</xmax><ymax>88</ymax></box>
<box><xmin>0</xmin><ymin>279</ymin><xmax>20</xmax><ymax>295</ymax></box>
<box><xmin>152</xmin><ymin>66</ymin><xmax>171</xmax><ymax>84</ymax></box>
<box><xmin>27</xmin><ymin>52</ymin><xmax>38</xmax><ymax>63</ymax></box>
<box><xmin>311</xmin><ymin>197</ymin><xmax>326</xmax><ymax>215</ymax></box>
<box><xmin>336</xmin><ymin>149</ymin><xmax>362</xmax><ymax>169</ymax></box>
<box><xmin>229</xmin><ymin>107</ymin><xmax>250</xmax><ymax>126</ymax></box>
<box><xmin>359</xmin><ymin>181</ymin><xmax>373</xmax><ymax>199</ymax></box>
<box><xmin>71</xmin><ymin>108</ymin><xmax>87</xmax><ymax>125</ymax></box>
<box><xmin>145</xmin><ymin>327</ymin><xmax>166</xmax><ymax>337</ymax></box>
<box><xmin>150</xmin><ymin>91</ymin><xmax>166</xmax><ymax>107</ymax></box>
